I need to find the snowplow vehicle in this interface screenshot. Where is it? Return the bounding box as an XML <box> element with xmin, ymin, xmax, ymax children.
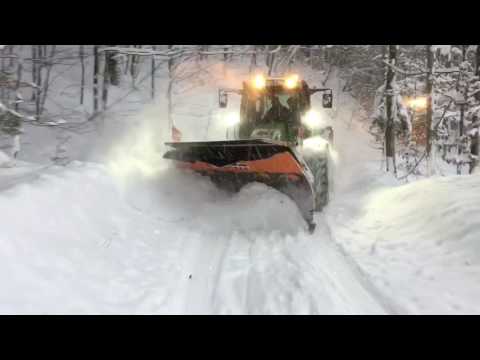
<box><xmin>163</xmin><ymin>74</ymin><xmax>334</xmax><ymax>232</ymax></box>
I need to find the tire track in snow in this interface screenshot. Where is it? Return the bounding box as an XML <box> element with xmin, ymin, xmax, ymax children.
<box><xmin>0</xmin><ymin>164</ymin><xmax>53</xmax><ymax>192</ymax></box>
<box><xmin>183</xmin><ymin>231</ymin><xmax>236</xmax><ymax>315</ymax></box>
<box><xmin>209</xmin><ymin>233</ymin><xmax>235</xmax><ymax>313</ymax></box>
<box><xmin>199</xmin><ymin>217</ymin><xmax>389</xmax><ymax>314</ymax></box>
<box><xmin>323</xmin><ymin>214</ymin><xmax>405</xmax><ymax>315</ymax></box>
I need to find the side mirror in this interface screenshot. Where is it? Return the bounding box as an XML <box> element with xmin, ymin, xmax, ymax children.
<box><xmin>219</xmin><ymin>90</ymin><xmax>228</xmax><ymax>108</ymax></box>
<box><xmin>322</xmin><ymin>92</ymin><xmax>333</xmax><ymax>108</ymax></box>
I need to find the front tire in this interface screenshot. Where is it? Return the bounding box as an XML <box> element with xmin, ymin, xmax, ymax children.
<box><xmin>308</xmin><ymin>148</ymin><xmax>330</xmax><ymax>212</ymax></box>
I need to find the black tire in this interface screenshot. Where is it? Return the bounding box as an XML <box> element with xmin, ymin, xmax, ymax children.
<box><xmin>326</xmin><ymin>126</ymin><xmax>334</xmax><ymax>145</ymax></box>
<box><xmin>310</xmin><ymin>153</ymin><xmax>329</xmax><ymax>212</ymax></box>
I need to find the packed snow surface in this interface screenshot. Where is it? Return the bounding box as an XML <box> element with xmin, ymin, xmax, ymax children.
<box><xmin>0</xmin><ymin>160</ymin><xmax>388</xmax><ymax>314</ymax></box>
<box><xmin>1</xmin><ymin>62</ymin><xmax>479</xmax><ymax>314</ymax></box>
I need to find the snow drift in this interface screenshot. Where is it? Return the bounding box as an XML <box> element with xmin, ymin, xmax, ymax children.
<box><xmin>331</xmin><ymin>172</ymin><xmax>480</xmax><ymax>314</ymax></box>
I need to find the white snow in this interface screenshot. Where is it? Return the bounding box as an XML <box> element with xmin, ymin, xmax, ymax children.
<box><xmin>329</xmin><ymin>171</ymin><xmax>480</xmax><ymax>314</ymax></box>
<box><xmin>1</xmin><ymin>55</ymin><xmax>480</xmax><ymax>314</ymax></box>
<box><xmin>326</xmin><ymin>87</ymin><xmax>480</xmax><ymax>314</ymax></box>
<box><xmin>433</xmin><ymin>45</ymin><xmax>452</xmax><ymax>56</ymax></box>
<box><xmin>0</xmin><ymin>157</ymin><xmax>387</xmax><ymax>314</ymax></box>
<box><xmin>0</xmin><ymin>151</ymin><xmax>10</xmax><ymax>166</ymax></box>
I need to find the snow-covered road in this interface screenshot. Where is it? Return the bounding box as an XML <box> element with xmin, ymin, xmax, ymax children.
<box><xmin>181</xmin><ymin>214</ymin><xmax>388</xmax><ymax>315</ymax></box>
<box><xmin>0</xmin><ymin>161</ymin><xmax>389</xmax><ymax>314</ymax></box>
<box><xmin>3</xmin><ymin>63</ymin><xmax>479</xmax><ymax>314</ymax></box>
<box><xmin>0</xmin><ymin>86</ymin><xmax>394</xmax><ymax>314</ymax></box>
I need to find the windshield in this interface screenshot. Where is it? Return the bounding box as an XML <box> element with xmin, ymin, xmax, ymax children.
<box><xmin>260</xmin><ymin>92</ymin><xmax>297</xmax><ymax>117</ymax></box>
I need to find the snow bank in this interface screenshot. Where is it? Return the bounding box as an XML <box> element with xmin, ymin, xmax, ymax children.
<box><xmin>0</xmin><ymin>162</ymin><xmax>182</xmax><ymax>314</ymax></box>
<box><xmin>319</xmin><ymin>76</ymin><xmax>480</xmax><ymax>314</ymax></box>
<box><xmin>0</xmin><ymin>151</ymin><xmax>10</xmax><ymax>166</ymax></box>
<box><xmin>0</xmin><ymin>156</ymin><xmax>310</xmax><ymax>314</ymax></box>
<box><xmin>330</xmin><ymin>172</ymin><xmax>480</xmax><ymax>314</ymax></box>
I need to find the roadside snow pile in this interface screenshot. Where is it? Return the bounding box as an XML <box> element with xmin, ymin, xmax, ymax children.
<box><xmin>0</xmin><ymin>151</ymin><xmax>10</xmax><ymax>166</ymax></box>
<box><xmin>0</xmin><ymin>162</ymin><xmax>185</xmax><ymax>314</ymax></box>
<box><xmin>130</xmin><ymin>171</ymin><xmax>306</xmax><ymax>236</ymax></box>
<box><xmin>0</xmin><ymin>158</ymin><xmax>308</xmax><ymax>314</ymax></box>
<box><xmin>103</xmin><ymin>97</ymin><xmax>307</xmax><ymax>237</ymax></box>
<box><xmin>331</xmin><ymin>172</ymin><xmax>480</xmax><ymax>314</ymax></box>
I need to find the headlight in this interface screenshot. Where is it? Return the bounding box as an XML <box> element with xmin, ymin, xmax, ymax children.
<box><xmin>302</xmin><ymin>110</ymin><xmax>323</xmax><ymax>129</ymax></box>
<box><xmin>252</xmin><ymin>74</ymin><xmax>266</xmax><ymax>89</ymax></box>
<box><xmin>303</xmin><ymin>136</ymin><xmax>329</xmax><ymax>152</ymax></box>
<box><xmin>225</xmin><ymin>112</ymin><xmax>240</xmax><ymax>126</ymax></box>
<box><xmin>284</xmin><ymin>74</ymin><xmax>299</xmax><ymax>89</ymax></box>
<box><xmin>407</xmin><ymin>96</ymin><xmax>427</xmax><ymax>110</ymax></box>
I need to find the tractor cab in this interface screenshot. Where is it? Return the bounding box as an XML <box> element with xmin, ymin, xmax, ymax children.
<box><xmin>164</xmin><ymin>74</ymin><xmax>335</xmax><ymax>232</ymax></box>
<box><xmin>239</xmin><ymin>76</ymin><xmax>309</xmax><ymax>142</ymax></box>
<box><xmin>219</xmin><ymin>74</ymin><xmax>333</xmax><ymax>144</ymax></box>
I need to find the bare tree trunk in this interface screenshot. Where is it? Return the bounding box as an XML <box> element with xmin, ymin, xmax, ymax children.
<box><xmin>0</xmin><ymin>48</ymin><xmax>5</xmax><ymax>101</ymax></box>
<box><xmin>93</xmin><ymin>45</ymin><xmax>100</xmax><ymax>114</ymax></box>
<box><xmin>124</xmin><ymin>45</ymin><xmax>131</xmax><ymax>75</ymax></box>
<box><xmin>15</xmin><ymin>62</ymin><xmax>23</xmax><ymax>112</ymax></box>
<box><xmin>168</xmin><ymin>45</ymin><xmax>174</xmax><ymax>73</ymax></box>
<box><xmin>35</xmin><ymin>45</ymin><xmax>43</xmax><ymax>121</ymax></box>
<box><xmin>8</xmin><ymin>45</ymin><xmax>14</xmax><ymax>67</ymax></box>
<box><xmin>457</xmin><ymin>45</ymin><xmax>468</xmax><ymax>175</ymax></box>
<box><xmin>324</xmin><ymin>46</ymin><xmax>331</xmax><ymax>67</ymax></box>
<box><xmin>79</xmin><ymin>45</ymin><xmax>85</xmax><ymax>105</ymax></box>
<box><xmin>287</xmin><ymin>45</ymin><xmax>298</xmax><ymax>70</ymax></box>
<box><xmin>130</xmin><ymin>45</ymin><xmax>137</xmax><ymax>87</ymax></box>
<box><xmin>319</xmin><ymin>45</ymin><xmax>336</xmax><ymax>87</ymax></box>
<box><xmin>462</xmin><ymin>45</ymin><xmax>467</xmax><ymax>62</ymax></box>
<box><xmin>425</xmin><ymin>45</ymin><xmax>434</xmax><ymax>158</ymax></box>
<box><xmin>476</xmin><ymin>45</ymin><xmax>480</xmax><ymax>97</ymax></box>
<box><xmin>267</xmin><ymin>46</ymin><xmax>276</xmax><ymax>76</ymax></box>
<box><xmin>385</xmin><ymin>45</ymin><xmax>397</xmax><ymax>174</ymax></box>
<box><xmin>36</xmin><ymin>45</ymin><xmax>43</xmax><ymax>89</ymax></box>
<box><xmin>458</xmin><ymin>102</ymin><xmax>465</xmax><ymax>174</ymax></box>
<box><xmin>130</xmin><ymin>45</ymin><xmax>136</xmax><ymax>88</ymax></box>
<box><xmin>200</xmin><ymin>45</ymin><xmax>209</xmax><ymax>61</ymax></box>
<box><xmin>470</xmin><ymin>45</ymin><xmax>480</xmax><ymax>174</ymax></box>
<box><xmin>249</xmin><ymin>45</ymin><xmax>257</xmax><ymax>73</ymax></box>
<box><xmin>167</xmin><ymin>45</ymin><xmax>175</xmax><ymax>130</ymax></box>
<box><xmin>130</xmin><ymin>45</ymin><xmax>141</xmax><ymax>88</ymax></box>
<box><xmin>102</xmin><ymin>49</ymin><xmax>110</xmax><ymax>111</ymax></box>
<box><xmin>223</xmin><ymin>46</ymin><xmax>229</xmax><ymax>62</ymax></box>
<box><xmin>223</xmin><ymin>45</ymin><xmax>229</xmax><ymax>77</ymax></box>
<box><xmin>37</xmin><ymin>45</ymin><xmax>43</xmax><ymax>64</ymax></box>
<box><xmin>316</xmin><ymin>46</ymin><xmax>324</xmax><ymax>71</ymax></box>
<box><xmin>39</xmin><ymin>45</ymin><xmax>57</xmax><ymax>119</ymax></box>
<box><xmin>151</xmin><ymin>45</ymin><xmax>156</xmax><ymax>99</ymax></box>
<box><xmin>31</xmin><ymin>46</ymin><xmax>37</xmax><ymax>101</ymax></box>
<box><xmin>309</xmin><ymin>45</ymin><xmax>314</xmax><ymax>68</ymax></box>
<box><xmin>266</xmin><ymin>46</ymin><xmax>272</xmax><ymax>72</ymax></box>
<box><xmin>167</xmin><ymin>79</ymin><xmax>173</xmax><ymax>130</ymax></box>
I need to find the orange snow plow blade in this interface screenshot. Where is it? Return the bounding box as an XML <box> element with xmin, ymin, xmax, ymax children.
<box><xmin>163</xmin><ymin>139</ymin><xmax>316</xmax><ymax>231</ymax></box>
